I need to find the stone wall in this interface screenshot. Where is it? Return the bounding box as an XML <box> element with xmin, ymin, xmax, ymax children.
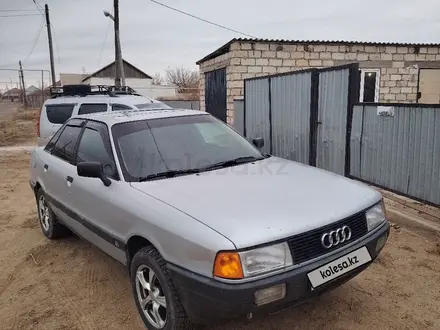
<box><xmin>199</xmin><ymin>41</ymin><xmax>440</xmax><ymax>124</ymax></box>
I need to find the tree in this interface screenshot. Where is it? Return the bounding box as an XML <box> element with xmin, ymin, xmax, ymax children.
<box><xmin>165</xmin><ymin>67</ymin><xmax>199</xmax><ymax>95</ymax></box>
<box><xmin>152</xmin><ymin>72</ymin><xmax>164</xmax><ymax>85</ymax></box>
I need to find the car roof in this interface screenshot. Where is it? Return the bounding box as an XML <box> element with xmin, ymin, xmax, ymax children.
<box><xmin>43</xmin><ymin>94</ymin><xmax>164</xmax><ymax>106</ymax></box>
<box><xmin>73</xmin><ymin>109</ymin><xmax>208</xmax><ymax>126</ymax></box>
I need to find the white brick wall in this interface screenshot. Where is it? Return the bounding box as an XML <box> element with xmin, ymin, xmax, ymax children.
<box><xmin>199</xmin><ymin>40</ymin><xmax>440</xmax><ymax>122</ymax></box>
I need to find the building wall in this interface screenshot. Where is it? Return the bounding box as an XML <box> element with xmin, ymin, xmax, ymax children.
<box><xmin>85</xmin><ymin>77</ymin><xmax>153</xmax><ymax>88</ymax></box>
<box><xmin>199</xmin><ymin>41</ymin><xmax>440</xmax><ymax>124</ymax></box>
<box><xmin>135</xmin><ymin>85</ymin><xmax>177</xmax><ymax>99</ymax></box>
<box><xmin>83</xmin><ymin>77</ymin><xmax>175</xmax><ymax>99</ymax></box>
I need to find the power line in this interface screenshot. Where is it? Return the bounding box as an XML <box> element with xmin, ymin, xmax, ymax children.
<box><xmin>32</xmin><ymin>0</ymin><xmax>45</xmax><ymax>15</ymax></box>
<box><xmin>149</xmin><ymin>0</ymin><xmax>256</xmax><ymax>38</ymax></box>
<box><xmin>23</xmin><ymin>18</ymin><xmax>45</xmax><ymax>63</ymax></box>
<box><xmin>0</xmin><ymin>13</ymin><xmax>41</xmax><ymax>17</ymax></box>
<box><xmin>51</xmin><ymin>23</ymin><xmax>61</xmax><ymax>64</ymax></box>
<box><xmin>0</xmin><ymin>16</ymin><xmax>44</xmax><ymax>68</ymax></box>
<box><xmin>0</xmin><ymin>9</ymin><xmax>40</xmax><ymax>12</ymax></box>
<box><xmin>98</xmin><ymin>20</ymin><xmax>112</xmax><ymax>65</ymax></box>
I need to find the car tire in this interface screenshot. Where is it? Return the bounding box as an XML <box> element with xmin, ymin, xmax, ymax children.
<box><xmin>36</xmin><ymin>188</ymin><xmax>70</xmax><ymax>239</ymax></box>
<box><xmin>131</xmin><ymin>246</ymin><xmax>194</xmax><ymax>330</ymax></box>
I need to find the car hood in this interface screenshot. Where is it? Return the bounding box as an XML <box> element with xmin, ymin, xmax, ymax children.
<box><xmin>130</xmin><ymin>157</ymin><xmax>381</xmax><ymax>249</ymax></box>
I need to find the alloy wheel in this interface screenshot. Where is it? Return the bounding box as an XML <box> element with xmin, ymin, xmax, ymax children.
<box><xmin>38</xmin><ymin>195</ymin><xmax>50</xmax><ymax>232</ymax></box>
<box><xmin>135</xmin><ymin>265</ymin><xmax>167</xmax><ymax>329</ymax></box>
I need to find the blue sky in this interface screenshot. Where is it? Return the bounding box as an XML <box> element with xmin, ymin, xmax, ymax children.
<box><xmin>1</xmin><ymin>0</ymin><xmax>439</xmax><ymax>89</ymax></box>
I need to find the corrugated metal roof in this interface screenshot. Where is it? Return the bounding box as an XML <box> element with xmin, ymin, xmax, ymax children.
<box><xmin>196</xmin><ymin>38</ymin><xmax>440</xmax><ymax>64</ymax></box>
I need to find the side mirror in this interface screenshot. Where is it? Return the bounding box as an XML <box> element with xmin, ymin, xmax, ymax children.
<box><xmin>252</xmin><ymin>137</ymin><xmax>264</xmax><ymax>149</ymax></box>
<box><xmin>77</xmin><ymin>161</ymin><xmax>111</xmax><ymax>187</ymax></box>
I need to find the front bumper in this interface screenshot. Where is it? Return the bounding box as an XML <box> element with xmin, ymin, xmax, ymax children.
<box><xmin>169</xmin><ymin>221</ymin><xmax>390</xmax><ymax>324</ymax></box>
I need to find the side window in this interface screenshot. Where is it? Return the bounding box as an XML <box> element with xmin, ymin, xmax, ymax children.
<box><xmin>52</xmin><ymin>125</ymin><xmax>82</xmax><ymax>163</ymax></box>
<box><xmin>359</xmin><ymin>69</ymin><xmax>380</xmax><ymax>102</ymax></box>
<box><xmin>112</xmin><ymin>103</ymin><xmax>133</xmax><ymax>111</ymax></box>
<box><xmin>46</xmin><ymin>104</ymin><xmax>75</xmax><ymax>124</ymax></box>
<box><xmin>76</xmin><ymin>123</ymin><xmax>117</xmax><ymax>179</ymax></box>
<box><xmin>78</xmin><ymin>103</ymin><xmax>108</xmax><ymax>115</ymax></box>
<box><xmin>44</xmin><ymin>125</ymin><xmax>65</xmax><ymax>153</ymax></box>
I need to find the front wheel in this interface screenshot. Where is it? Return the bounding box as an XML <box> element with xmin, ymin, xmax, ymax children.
<box><xmin>130</xmin><ymin>246</ymin><xmax>193</xmax><ymax>330</ymax></box>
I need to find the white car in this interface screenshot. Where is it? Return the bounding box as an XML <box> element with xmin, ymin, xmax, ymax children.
<box><xmin>37</xmin><ymin>84</ymin><xmax>171</xmax><ymax>146</ymax></box>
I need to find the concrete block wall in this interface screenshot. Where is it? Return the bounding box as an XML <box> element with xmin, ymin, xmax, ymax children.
<box><xmin>199</xmin><ymin>41</ymin><xmax>440</xmax><ymax>124</ymax></box>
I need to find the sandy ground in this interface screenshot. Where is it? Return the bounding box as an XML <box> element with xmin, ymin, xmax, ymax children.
<box><xmin>0</xmin><ymin>151</ymin><xmax>439</xmax><ymax>330</ymax></box>
<box><xmin>0</xmin><ymin>101</ymin><xmax>38</xmax><ymax>147</ymax></box>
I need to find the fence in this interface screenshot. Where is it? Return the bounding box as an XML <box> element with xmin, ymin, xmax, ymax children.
<box><xmin>350</xmin><ymin>104</ymin><xmax>440</xmax><ymax>206</ymax></box>
<box><xmin>241</xmin><ymin>64</ymin><xmax>358</xmax><ymax>174</ymax></box>
<box><xmin>236</xmin><ymin>64</ymin><xmax>440</xmax><ymax>206</ymax></box>
<box><xmin>233</xmin><ymin>99</ymin><xmax>244</xmax><ymax>135</ymax></box>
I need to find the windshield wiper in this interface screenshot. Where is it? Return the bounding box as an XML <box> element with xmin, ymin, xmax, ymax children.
<box><xmin>138</xmin><ymin>168</ymin><xmax>200</xmax><ymax>182</ymax></box>
<box><xmin>202</xmin><ymin>156</ymin><xmax>263</xmax><ymax>171</ymax></box>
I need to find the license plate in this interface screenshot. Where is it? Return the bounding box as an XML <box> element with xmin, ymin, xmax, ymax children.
<box><xmin>307</xmin><ymin>247</ymin><xmax>372</xmax><ymax>288</ymax></box>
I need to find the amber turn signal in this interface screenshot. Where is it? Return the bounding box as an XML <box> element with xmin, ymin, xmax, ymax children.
<box><xmin>213</xmin><ymin>252</ymin><xmax>244</xmax><ymax>279</ymax></box>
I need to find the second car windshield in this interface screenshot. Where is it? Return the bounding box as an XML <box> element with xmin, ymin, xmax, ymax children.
<box><xmin>111</xmin><ymin>114</ymin><xmax>263</xmax><ymax>181</ymax></box>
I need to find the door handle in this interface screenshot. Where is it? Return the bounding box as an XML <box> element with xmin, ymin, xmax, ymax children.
<box><xmin>66</xmin><ymin>176</ymin><xmax>74</xmax><ymax>183</ymax></box>
<box><xmin>44</xmin><ymin>164</ymin><xmax>49</xmax><ymax>172</ymax></box>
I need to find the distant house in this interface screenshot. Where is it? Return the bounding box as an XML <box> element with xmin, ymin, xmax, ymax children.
<box><xmin>60</xmin><ymin>73</ymin><xmax>88</xmax><ymax>86</ymax></box>
<box><xmin>25</xmin><ymin>85</ymin><xmax>40</xmax><ymax>95</ymax></box>
<box><xmin>81</xmin><ymin>59</ymin><xmax>177</xmax><ymax>99</ymax></box>
<box><xmin>1</xmin><ymin>88</ymin><xmax>21</xmax><ymax>101</ymax></box>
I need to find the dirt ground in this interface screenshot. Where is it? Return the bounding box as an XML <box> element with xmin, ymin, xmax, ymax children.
<box><xmin>0</xmin><ymin>151</ymin><xmax>439</xmax><ymax>330</ymax></box>
<box><xmin>0</xmin><ymin>101</ymin><xmax>38</xmax><ymax>147</ymax></box>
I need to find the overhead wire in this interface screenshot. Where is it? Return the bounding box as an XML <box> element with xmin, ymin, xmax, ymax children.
<box><xmin>23</xmin><ymin>18</ymin><xmax>45</xmax><ymax>63</ymax></box>
<box><xmin>149</xmin><ymin>0</ymin><xmax>256</xmax><ymax>38</ymax></box>
<box><xmin>0</xmin><ymin>13</ymin><xmax>41</xmax><ymax>17</ymax></box>
<box><xmin>51</xmin><ymin>23</ymin><xmax>62</xmax><ymax>64</ymax></box>
<box><xmin>32</xmin><ymin>0</ymin><xmax>45</xmax><ymax>15</ymax></box>
<box><xmin>98</xmin><ymin>20</ymin><xmax>112</xmax><ymax>66</ymax></box>
<box><xmin>0</xmin><ymin>9</ymin><xmax>40</xmax><ymax>12</ymax></box>
<box><xmin>0</xmin><ymin>12</ymin><xmax>45</xmax><ymax>68</ymax></box>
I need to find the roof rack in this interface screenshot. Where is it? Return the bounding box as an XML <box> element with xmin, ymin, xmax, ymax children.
<box><xmin>49</xmin><ymin>84</ymin><xmax>142</xmax><ymax>98</ymax></box>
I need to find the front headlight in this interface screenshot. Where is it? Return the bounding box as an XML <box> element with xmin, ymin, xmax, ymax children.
<box><xmin>213</xmin><ymin>242</ymin><xmax>293</xmax><ymax>279</ymax></box>
<box><xmin>366</xmin><ymin>201</ymin><xmax>386</xmax><ymax>231</ymax></box>
<box><xmin>239</xmin><ymin>242</ymin><xmax>293</xmax><ymax>277</ymax></box>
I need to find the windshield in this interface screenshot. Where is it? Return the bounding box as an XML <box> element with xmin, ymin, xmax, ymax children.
<box><xmin>111</xmin><ymin>115</ymin><xmax>263</xmax><ymax>181</ymax></box>
<box><xmin>135</xmin><ymin>102</ymin><xmax>171</xmax><ymax>110</ymax></box>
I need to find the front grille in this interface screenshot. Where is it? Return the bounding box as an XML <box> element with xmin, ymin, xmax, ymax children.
<box><xmin>287</xmin><ymin>211</ymin><xmax>368</xmax><ymax>264</ymax></box>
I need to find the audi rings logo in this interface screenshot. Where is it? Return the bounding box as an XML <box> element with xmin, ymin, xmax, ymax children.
<box><xmin>321</xmin><ymin>226</ymin><xmax>352</xmax><ymax>249</ymax></box>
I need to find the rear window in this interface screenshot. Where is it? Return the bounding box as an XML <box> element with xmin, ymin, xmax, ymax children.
<box><xmin>45</xmin><ymin>104</ymin><xmax>75</xmax><ymax>124</ymax></box>
<box><xmin>78</xmin><ymin>103</ymin><xmax>108</xmax><ymax>115</ymax></box>
<box><xmin>135</xmin><ymin>102</ymin><xmax>171</xmax><ymax>110</ymax></box>
<box><xmin>112</xmin><ymin>103</ymin><xmax>133</xmax><ymax>111</ymax></box>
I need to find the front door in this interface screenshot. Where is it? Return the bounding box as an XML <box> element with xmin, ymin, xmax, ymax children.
<box><xmin>316</xmin><ymin>67</ymin><xmax>351</xmax><ymax>176</ymax></box>
<box><xmin>418</xmin><ymin>69</ymin><xmax>440</xmax><ymax>103</ymax></box>
<box><xmin>205</xmin><ymin>68</ymin><xmax>227</xmax><ymax>122</ymax></box>
<box><xmin>70</xmin><ymin>120</ymin><xmax>126</xmax><ymax>264</ymax></box>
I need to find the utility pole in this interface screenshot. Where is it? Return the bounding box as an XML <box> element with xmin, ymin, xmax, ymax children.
<box><xmin>19</xmin><ymin>61</ymin><xmax>27</xmax><ymax>107</ymax></box>
<box><xmin>113</xmin><ymin>0</ymin><xmax>125</xmax><ymax>87</ymax></box>
<box><xmin>41</xmin><ymin>70</ymin><xmax>45</xmax><ymax>106</ymax></box>
<box><xmin>45</xmin><ymin>4</ymin><xmax>56</xmax><ymax>87</ymax></box>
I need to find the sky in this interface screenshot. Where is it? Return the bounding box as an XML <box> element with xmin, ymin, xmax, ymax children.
<box><xmin>1</xmin><ymin>0</ymin><xmax>440</xmax><ymax>90</ymax></box>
